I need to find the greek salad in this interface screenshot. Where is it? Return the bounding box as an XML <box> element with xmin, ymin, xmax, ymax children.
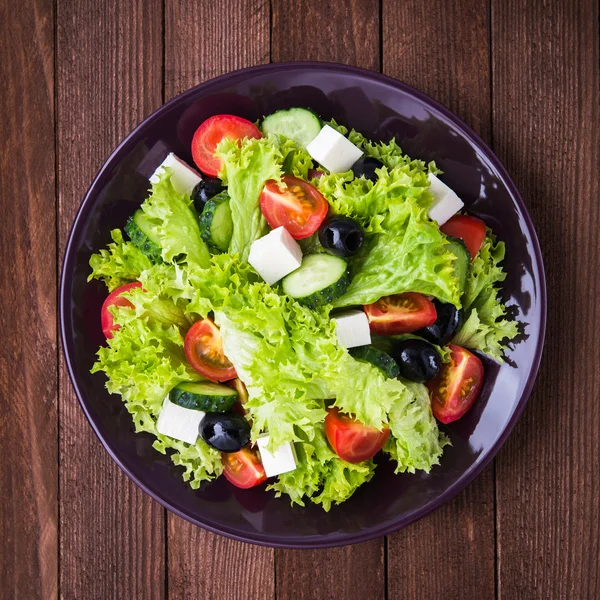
<box><xmin>89</xmin><ymin>107</ymin><xmax>519</xmax><ymax>510</ymax></box>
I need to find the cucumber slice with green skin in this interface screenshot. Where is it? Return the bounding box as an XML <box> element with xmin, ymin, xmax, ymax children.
<box><xmin>125</xmin><ymin>210</ymin><xmax>163</xmax><ymax>263</ymax></box>
<box><xmin>446</xmin><ymin>237</ymin><xmax>470</xmax><ymax>296</ymax></box>
<box><xmin>261</xmin><ymin>108</ymin><xmax>322</xmax><ymax>149</ymax></box>
<box><xmin>349</xmin><ymin>346</ymin><xmax>400</xmax><ymax>379</ymax></box>
<box><xmin>169</xmin><ymin>382</ymin><xmax>238</xmax><ymax>413</ymax></box>
<box><xmin>199</xmin><ymin>192</ymin><xmax>233</xmax><ymax>252</ymax></box>
<box><xmin>282</xmin><ymin>254</ymin><xmax>349</xmax><ymax>309</ymax></box>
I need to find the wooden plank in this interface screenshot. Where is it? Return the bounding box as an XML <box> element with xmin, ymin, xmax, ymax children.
<box><xmin>164</xmin><ymin>2</ymin><xmax>274</xmax><ymax>599</ymax></box>
<box><xmin>165</xmin><ymin>0</ymin><xmax>271</xmax><ymax>100</ymax></box>
<box><xmin>272</xmin><ymin>0</ymin><xmax>380</xmax><ymax>71</ymax></box>
<box><xmin>271</xmin><ymin>2</ymin><xmax>385</xmax><ymax>599</ymax></box>
<box><xmin>276</xmin><ymin>540</ymin><xmax>384</xmax><ymax>600</ymax></box>
<box><xmin>56</xmin><ymin>1</ymin><xmax>165</xmax><ymax>598</ymax></box>
<box><xmin>383</xmin><ymin>2</ymin><xmax>496</xmax><ymax>599</ymax></box>
<box><xmin>492</xmin><ymin>0</ymin><xmax>600</xmax><ymax>598</ymax></box>
<box><xmin>0</xmin><ymin>0</ymin><xmax>57</xmax><ymax>598</ymax></box>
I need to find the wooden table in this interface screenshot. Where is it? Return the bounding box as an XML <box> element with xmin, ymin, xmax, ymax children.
<box><xmin>1</xmin><ymin>0</ymin><xmax>598</xmax><ymax>598</ymax></box>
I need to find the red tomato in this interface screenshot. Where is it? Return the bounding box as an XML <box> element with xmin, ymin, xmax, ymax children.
<box><xmin>325</xmin><ymin>408</ymin><xmax>390</xmax><ymax>463</ymax></box>
<box><xmin>307</xmin><ymin>169</ymin><xmax>324</xmax><ymax>179</ymax></box>
<box><xmin>440</xmin><ymin>215</ymin><xmax>486</xmax><ymax>260</ymax></box>
<box><xmin>427</xmin><ymin>344</ymin><xmax>484</xmax><ymax>424</ymax></box>
<box><xmin>184</xmin><ymin>318</ymin><xmax>237</xmax><ymax>382</ymax></box>
<box><xmin>222</xmin><ymin>447</ymin><xmax>267</xmax><ymax>489</ymax></box>
<box><xmin>259</xmin><ymin>175</ymin><xmax>329</xmax><ymax>239</ymax></box>
<box><xmin>191</xmin><ymin>114</ymin><xmax>262</xmax><ymax>176</ymax></box>
<box><xmin>101</xmin><ymin>282</ymin><xmax>142</xmax><ymax>339</ymax></box>
<box><xmin>364</xmin><ymin>292</ymin><xmax>437</xmax><ymax>335</ymax></box>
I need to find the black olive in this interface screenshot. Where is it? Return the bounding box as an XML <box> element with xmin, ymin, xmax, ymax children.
<box><xmin>390</xmin><ymin>339</ymin><xmax>441</xmax><ymax>383</ymax></box>
<box><xmin>199</xmin><ymin>412</ymin><xmax>251</xmax><ymax>453</ymax></box>
<box><xmin>191</xmin><ymin>177</ymin><xmax>224</xmax><ymax>211</ymax></box>
<box><xmin>351</xmin><ymin>157</ymin><xmax>385</xmax><ymax>182</ymax></box>
<box><xmin>417</xmin><ymin>300</ymin><xmax>462</xmax><ymax>346</ymax></box>
<box><xmin>318</xmin><ymin>216</ymin><xmax>364</xmax><ymax>257</ymax></box>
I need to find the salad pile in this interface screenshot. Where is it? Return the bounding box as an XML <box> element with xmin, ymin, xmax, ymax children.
<box><xmin>89</xmin><ymin>107</ymin><xmax>519</xmax><ymax>510</ymax></box>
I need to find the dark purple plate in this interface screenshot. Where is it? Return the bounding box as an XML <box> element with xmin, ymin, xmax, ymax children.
<box><xmin>60</xmin><ymin>62</ymin><xmax>546</xmax><ymax>548</ymax></box>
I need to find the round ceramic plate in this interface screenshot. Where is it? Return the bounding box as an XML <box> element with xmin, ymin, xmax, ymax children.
<box><xmin>60</xmin><ymin>62</ymin><xmax>546</xmax><ymax>548</ymax></box>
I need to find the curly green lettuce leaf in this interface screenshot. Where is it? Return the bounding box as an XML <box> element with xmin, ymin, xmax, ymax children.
<box><xmin>383</xmin><ymin>380</ymin><xmax>449</xmax><ymax>474</ymax></box>
<box><xmin>327</xmin><ymin>119</ymin><xmax>439</xmax><ymax>173</ymax></box>
<box><xmin>139</xmin><ymin>168</ymin><xmax>211</xmax><ymax>269</ymax></box>
<box><xmin>451</xmin><ymin>234</ymin><xmax>519</xmax><ymax>361</ymax></box>
<box><xmin>268</xmin><ymin>427</ymin><xmax>375</xmax><ymax>511</ymax></box>
<box><xmin>216</xmin><ymin>137</ymin><xmax>284</xmax><ymax>261</ymax></box>
<box><xmin>88</xmin><ymin>229</ymin><xmax>152</xmax><ymax>292</ymax></box>
<box><xmin>153</xmin><ymin>435</ymin><xmax>223</xmax><ymax>489</ymax></box>
<box><xmin>333</xmin><ymin>199</ymin><xmax>460</xmax><ymax>307</ymax></box>
<box><xmin>91</xmin><ymin>313</ymin><xmax>200</xmax><ymax>412</ymax></box>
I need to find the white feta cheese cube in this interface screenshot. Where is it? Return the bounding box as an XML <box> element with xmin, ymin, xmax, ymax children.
<box><xmin>156</xmin><ymin>397</ymin><xmax>204</xmax><ymax>445</ymax></box>
<box><xmin>149</xmin><ymin>152</ymin><xmax>202</xmax><ymax>196</ymax></box>
<box><xmin>306</xmin><ymin>125</ymin><xmax>363</xmax><ymax>173</ymax></box>
<box><xmin>427</xmin><ymin>173</ymin><xmax>464</xmax><ymax>226</ymax></box>
<box><xmin>256</xmin><ymin>435</ymin><xmax>297</xmax><ymax>478</ymax></box>
<box><xmin>332</xmin><ymin>309</ymin><xmax>371</xmax><ymax>349</ymax></box>
<box><xmin>248</xmin><ymin>226</ymin><xmax>302</xmax><ymax>285</ymax></box>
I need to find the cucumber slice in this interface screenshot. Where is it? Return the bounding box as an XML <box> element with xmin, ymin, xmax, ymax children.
<box><xmin>282</xmin><ymin>254</ymin><xmax>349</xmax><ymax>308</ymax></box>
<box><xmin>169</xmin><ymin>382</ymin><xmax>238</xmax><ymax>413</ymax></box>
<box><xmin>446</xmin><ymin>237</ymin><xmax>470</xmax><ymax>296</ymax></box>
<box><xmin>199</xmin><ymin>192</ymin><xmax>233</xmax><ymax>252</ymax></box>
<box><xmin>349</xmin><ymin>346</ymin><xmax>400</xmax><ymax>379</ymax></box>
<box><xmin>261</xmin><ymin>108</ymin><xmax>322</xmax><ymax>149</ymax></box>
<box><xmin>125</xmin><ymin>209</ymin><xmax>163</xmax><ymax>263</ymax></box>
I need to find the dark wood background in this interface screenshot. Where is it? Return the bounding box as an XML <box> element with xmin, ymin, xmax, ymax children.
<box><xmin>1</xmin><ymin>0</ymin><xmax>598</xmax><ymax>598</ymax></box>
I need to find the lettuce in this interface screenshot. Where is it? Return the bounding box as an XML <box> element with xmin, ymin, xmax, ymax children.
<box><xmin>383</xmin><ymin>381</ymin><xmax>449</xmax><ymax>473</ymax></box>
<box><xmin>268</xmin><ymin>428</ymin><xmax>376</xmax><ymax>511</ymax></box>
<box><xmin>88</xmin><ymin>229</ymin><xmax>152</xmax><ymax>292</ymax></box>
<box><xmin>216</xmin><ymin>137</ymin><xmax>283</xmax><ymax>261</ymax></box>
<box><xmin>452</xmin><ymin>234</ymin><xmax>519</xmax><ymax>361</ymax></box>
<box><xmin>90</xmin><ymin>278</ymin><xmax>222</xmax><ymax>487</ymax></box>
<box><xmin>139</xmin><ymin>169</ymin><xmax>211</xmax><ymax>269</ymax></box>
<box><xmin>327</xmin><ymin>120</ymin><xmax>439</xmax><ymax>174</ymax></box>
<box><xmin>313</xmin><ymin>149</ymin><xmax>459</xmax><ymax>308</ymax></box>
<box><xmin>332</xmin><ymin>198</ymin><xmax>460</xmax><ymax>307</ymax></box>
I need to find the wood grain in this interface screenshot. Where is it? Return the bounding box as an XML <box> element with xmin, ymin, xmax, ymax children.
<box><xmin>164</xmin><ymin>2</ymin><xmax>274</xmax><ymax>599</ymax></box>
<box><xmin>272</xmin><ymin>2</ymin><xmax>384</xmax><ymax>599</ymax></box>
<box><xmin>383</xmin><ymin>2</ymin><xmax>496</xmax><ymax>599</ymax></box>
<box><xmin>165</xmin><ymin>0</ymin><xmax>271</xmax><ymax>100</ymax></box>
<box><xmin>0</xmin><ymin>0</ymin><xmax>57</xmax><ymax>598</ymax></box>
<box><xmin>272</xmin><ymin>0</ymin><xmax>380</xmax><ymax>70</ymax></box>
<box><xmin>492</xmin><ymin>0</ymin><xmax>600</xmax><ymax>598</ymax></box>
<box><xmin>276</xmin><ymin>540</ymin><xmax>385</xmax><ymax>600</ymax></box>
<box><xmin>56</xmin><ymin>1</ymin><xmax>166</xmax><ymax>598</ymax></box>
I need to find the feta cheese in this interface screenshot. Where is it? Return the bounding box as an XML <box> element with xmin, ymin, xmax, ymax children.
<box><xmin>156</xmin><ymin>397</ymin><xmax>204</xmax><ymax>445</ymax></box>
<box><xmin>332</xmin><ymin>309</ymin><xmax>371</xmax><ymax>349</ymax></box>
<box><xmin>248</xmin><ymin>226</ymin><xmax>302</xmax><ymax>285</ymax></box>
<box><xmin>427</xmin><ymin>173</ymin><xmax>464</xmax><ymax>226</ymax></box>
<box><xmin>306</xmin><ymin>125</ymin><xmax>363</xmax><ymax>173</ymax></box>
<box><xmin>149</xmin><ymin>152</ymin><xmax>202</xmax><ymax>196</ymax></box>
<box><xmin>256</xmin><ymin>435</ymin><xmax>297</xmax><ymax>478</ymax></box>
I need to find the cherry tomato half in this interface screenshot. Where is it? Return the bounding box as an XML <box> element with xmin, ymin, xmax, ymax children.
<box><xmin>222</xmin><ymin>447</ymin><xmax>267</xmax><ymax>489</ymax></box>
<box><xmin>191</xmin><ymin>114</ymin><xmax>262</xmax><ymax>177</ymax></box>
<box><xmin>325</xmin><ymin>407</ymin><xmax>390</xmax><ymax>463</ymax></box>
<box><xmin>184</xmin><ymin>318</ymin><xmax>237</xmax><ymax>382</ymax></box>
<box><xmin>364</xmin><ymin>292</ymin><xmax>437</xmax><ymax>335</ymax></box>
<box><xmin>259</xmin><ymin>175</ymin><xmax>329</xmax><ymax>239</ymax></box>
<box><xmin>440</xmin><ymin>215</ymin><xmax>486</xmax><ymax>260</ymax></box>
<box><xmin>427</xmin><ymin>344</ymin><xmax>484</xmax><ymax>424</ymax></box>
<box><xmin>101</xmin><ymin>282</ymin><xmax>142</xmax><ymax>339</ymax></box>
